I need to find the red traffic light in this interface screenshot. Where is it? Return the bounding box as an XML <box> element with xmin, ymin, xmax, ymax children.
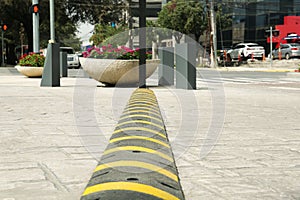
<box><xmin>33</xmin><ymin>5</ymin><xmax>39</xmax><ymax>13</ymax></box>
<box><xmin>2</xmin><ymin>24</ymin><xmax>7</xmax><ymax>31</ymax></box>
<box><xmin>30</xmin><ymin>4</ymin><xmax>39</xmax><ymax>14</ymax></box>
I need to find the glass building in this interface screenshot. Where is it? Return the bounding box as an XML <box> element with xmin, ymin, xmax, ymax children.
<box><xmin>219</xmin><ymin>0</ymin><xmax>300</xmax><ymax>53</ymax></box>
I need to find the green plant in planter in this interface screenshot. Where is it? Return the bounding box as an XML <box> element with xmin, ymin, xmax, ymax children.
<box><xmin>19</xmin><ymin>53</ymin><xmax>45</xmax><ymax>67</ymax></box>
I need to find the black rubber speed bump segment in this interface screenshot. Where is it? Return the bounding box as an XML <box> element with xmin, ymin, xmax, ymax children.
<box><xmin>81</xmin><ymin>88</ymin><xmax>185</xmax><ymax>200</ymax></box>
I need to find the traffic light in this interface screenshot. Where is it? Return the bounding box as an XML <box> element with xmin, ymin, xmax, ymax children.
<box><xmin>30</xmin><ymin>4</ymin><xmax>39</xmax><ymax>14</ymax></box>
<box><xmin>2</xmin><ymin>24</ymin><xmax>7</xmax><ymax>32</ymax></box>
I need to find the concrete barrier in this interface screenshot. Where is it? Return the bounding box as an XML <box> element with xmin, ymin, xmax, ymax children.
<box><xmin>81</xmin><ymin>88</ymin><xmax>185</xmax><ymax>200</ymax></box>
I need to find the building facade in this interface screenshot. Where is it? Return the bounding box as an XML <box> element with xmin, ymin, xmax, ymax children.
<box><xmin>220</xmin><ymin>0</ymin><xmax>300</xmax><ymax>53</ymax></box>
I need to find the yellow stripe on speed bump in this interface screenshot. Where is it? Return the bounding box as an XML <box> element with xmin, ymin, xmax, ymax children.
<box><xmin>122</xmin><ymin>109</ymin><xmax>162</xmax><ymax>119</ymax></box>
<box><xmin>127</xmin><ymin>103</ymin><xmax>159</xmax><ymax>110</ymax></box>
<box><xmin>120</xmin><ymin>114</ymin><xmax>163</xmax><ymax>124</ymax></box>
<box><xmin>94</xmin><ymin>161</ymin><xmax>178</xmax><ymax>182</ymax></box>
<box><xmin>129</xmin><ymin>100</ymin><xmax>158</xmax><ymax>106</ymax></box>
<box><xmin>82</xmin><ymin>182</ymin><xmax>180</xmax><ymax>200</ymax></box>
<box><xmin>113</xmin><ymin>127</ymin><xmax>166</xmax><ymax>139</ymax></box>
<box><xmin>124</xmin><ymin>107</ymin><xmax>161</xmax><ymax>114</ymax></box>
<box><xmin>133</xmin><ymin>89</ymin><xmax>154</xmax><ymax>94</ymax></box>
<box><xmin>131</xmin><ymin>94</ymin><xmax>156</xmax><ymax>99</ymax></box>
<box><xmin>130</xmin><ymin>98</ymin><xmax>157</xmax><ymax>103</ymax></box>
<box><xmin>127</xmin><ymin>103</ymin><xmax>159</xmax><ymax>111</ymax></box>
<box><xmin>103</xmin><ymin>146</ymin><xmax>173</xmax><ymax>162</ymax></box>
<box><xmin>110</xmin><ymin>136</ymin><xmax>170</xmax><ymax>148</ymax></box>
<box><xmin>129</xmin><ymin>96</ymin><xmax>157</xmax><ymax>104</ymax></box>
<box><xmin>116</xmin><ymin>120</ymin><xmax>165</xmax><ymax>130</ymax></box>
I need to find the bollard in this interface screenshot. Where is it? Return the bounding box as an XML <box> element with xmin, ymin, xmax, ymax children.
<box><xmin>81</xmin><ymin>89</ymin><xmax>185</xmax><ymax>200</ymax></box>
<box><xmin>158</xmin><ymin>47</ymin><xmax>174</xmax><ymax>86</ymax></box>
<box><xmin>60</xmin><ymin>52</ymin><xmax>68</xmax><ymax>77</ymax></box>
<box><xmin>41</xmin><ymin>43</ymin><xmax>60</xmax><ymax>87</ymax></box>
<box><xmin>175</xmin><ymin>43</ymin><xmax>196</xmax><ymax>90</ymax></box>
<box><xmin>278</xmin><ymin>51</ymin><xmax>282</xmax><ymax>60</ymax></box>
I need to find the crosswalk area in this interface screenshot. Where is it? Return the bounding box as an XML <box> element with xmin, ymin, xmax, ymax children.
<box><xmin>198</xmin><ymin>77</ymin><xmax>300</xmax><ymax>85</ymax></box>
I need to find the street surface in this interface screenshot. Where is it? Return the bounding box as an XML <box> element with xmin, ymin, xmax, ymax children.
<box><xmin>0</xmin><ymin>67</ymin><xmax>299</xmax><ymax>199</ymax></box>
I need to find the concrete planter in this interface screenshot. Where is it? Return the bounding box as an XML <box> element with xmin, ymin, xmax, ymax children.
<box><xmin>15</xmin><ymin>65</ymin><xmax>44</xmax><ymax>78</ymax></box>
<box><xmin>79</xmin><ymin>58</ymin><xmax>159</xmax><ymax>85</ymax></box>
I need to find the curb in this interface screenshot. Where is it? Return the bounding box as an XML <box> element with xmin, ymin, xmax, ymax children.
<box><xmin>81</xmin><ymin>89</ymin><xmax>185</xmax><ymax>200</ymax></box>
<box><xmin>286</xmin><ymin>72</ymin><xmax>300</xmax><ymax>78</ymax></box>
<box><xmin>215</xmin><ymin>67</ymin><xmax>296</xmax><ymax>72</ymax></box>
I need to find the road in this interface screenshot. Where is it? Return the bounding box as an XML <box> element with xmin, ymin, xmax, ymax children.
<box><xmin>0</xmin><ymin>67</ymin><xmax>299</xmax><ymax>199</ymax></box>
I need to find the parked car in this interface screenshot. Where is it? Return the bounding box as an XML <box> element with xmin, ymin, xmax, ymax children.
<box><xmin>226</xmin><ymin>43</ymin><xmax>265</xmax><ymax>61</ymax></box>
<box><xmin>271</xmin><ymin>43</ymin><xmax>300</xmax><ymax>60</ymax></box>
<box><xmin>60</xmin><ymin>47</ymin><xmax>80</xmax><ymax>68</ymax></box>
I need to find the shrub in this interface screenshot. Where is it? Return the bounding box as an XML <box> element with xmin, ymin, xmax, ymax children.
<box><xmin>19</xmin><ymin>53</ymin><xmax>45</xmax><ymax>67</ymax></box>
<box><xmin>83</xmin><ymin>45</ymin><xmax>152</xmax><ymax>60</ymax></box>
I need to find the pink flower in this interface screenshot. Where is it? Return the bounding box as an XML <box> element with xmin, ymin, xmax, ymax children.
<box><xmin>82</xmin><ymin>52</ymin><xmax>89</xmax><ymax>58</ymax></box>
<box><xmin>87</xmin><ymin>47</ymin><xmax>95</xmax><ymax>53</ymax></box>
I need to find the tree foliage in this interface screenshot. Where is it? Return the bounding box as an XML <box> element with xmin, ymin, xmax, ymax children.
<box><xmin>158</xmin><ymin>0</ymin><xmax>233</xmax><ymax>44</ymax></box>
<box><xmin>0</xmin><ymin>0</ymin><xmax>123</xmax><ymax>64</ymax></box>
<box><xmin>158</xmin><ymin>0</ymin><xmax>207</xmax><ymax>43</ymax></box>
<box><xmin>90</xmin><ymin>24</ymin><xmax>128</xmax><ymax>46</ymax></box>
<box><xmin>216</xmin><ymin>4</ymin><xmax>232</xmax><ymax>30</ymax></box>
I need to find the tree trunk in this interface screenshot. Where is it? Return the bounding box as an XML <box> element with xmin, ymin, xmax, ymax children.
<box><xmin>7</xmin><ymin>43</ymin><xmax>17</xmax><ymax>65</ymax></box>
<box><xmin>22</xmin><ymin>20</ymin><xmax>33</xmax><ymax>53</ymax></box>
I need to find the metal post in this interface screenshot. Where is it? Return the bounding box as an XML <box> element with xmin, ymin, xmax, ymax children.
<box><xmin>139</xmin><ymin>0</ymin><xmax>146</xmax><ymax>88</ymax></box>
<box><xmin>50</xmin><ymin>0</ymin><xmax>55</xmax><ymax>43</ymax></box>
<box><xmin>212</xmin><ymin>0</ymin><xmax>217</xmax><ymax>67</ymax></box>
<box><xmin>270</xmin><ymin>26</ymin><xmax>273</xmax><ymax>68</ymax></box>
<box><xmin>1</xmin><ymin>29</ymin><xmax>4</xmax><ymax>66</ymax></box>
<box><xmin>41</xmin><ymin>0</ymin><xmax>60</xmax><ymax>87</ymax></box>
<box><xmin>210</xmin><ymin>0</ymin><xmax>217</xmax><ymax>68</ymax></box>
<box><xmin>32</xmin><ymin>0</ymin><xmax>40</xmax><ymax>53</ymax></box>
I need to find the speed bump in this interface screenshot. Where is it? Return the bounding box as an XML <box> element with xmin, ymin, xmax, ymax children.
<box><xmin>81</xmin><ymin>88</ymin><xmax>185</xmax><ymax>200</ymax></box>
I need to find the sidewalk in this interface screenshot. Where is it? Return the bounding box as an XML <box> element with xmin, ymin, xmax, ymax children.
<box><xmin>0</xmin><ymin>72</ymin><xmax>300</xmax><ymax>199</ymax></box>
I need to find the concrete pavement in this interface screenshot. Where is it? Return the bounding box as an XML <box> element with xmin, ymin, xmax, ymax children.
<box><xmin>0</xmin><ymin>68</ymin><xmax>300</xmax><ymax>199</ymax></box>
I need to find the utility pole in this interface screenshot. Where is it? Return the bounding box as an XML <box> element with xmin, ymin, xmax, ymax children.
<box><xmin>139</xmin><ymin>0</ymin><xmax>146</xmax><ymax>88</ymax></box>
<box><xmin>210</xmin><ymin>0</ymin><xmax>217</xmax><ymax>68</ymax></box>
<box><xmin>266</xmin><ymin>27</ymin><xmax>273</xmax><ymax>68</ymax></box>
<box><xmin>1</xmin><ymin>28</ymin><xmax>4</xmax><ymax>67</ymax></box>
<box><xmin>32</xmin><ymin>0</ymin><xmax>40</xmax><ymax>53</ymax></box>
<box><xmin>270</xmin><ymin>26</ymin><xmax>273</xmax><ymax>68</ymax></box>
<box><xmin>50</xmin><ymin>0</ymin><xmax>55</xmax><ymax>43</ymax></box>
<box><xmin>41</xmin><ymin>0</ymin><xmax>60</xmax><ymax>87</ymax></box>
<box><xmin>1</xmin><ymin>21</ymin><xmax>7</xmax><ymax>66</ymax></box>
